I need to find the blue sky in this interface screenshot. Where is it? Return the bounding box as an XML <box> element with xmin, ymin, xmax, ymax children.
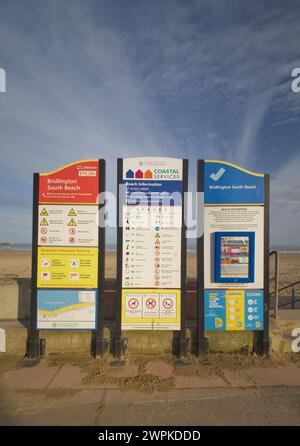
<box><xmin>0</xmin><ymin>0</ymin><xmax>300</xmax><ymax>246</ymax></box>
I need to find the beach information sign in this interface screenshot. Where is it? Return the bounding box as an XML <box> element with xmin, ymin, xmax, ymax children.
<box><xmin>28</xmin><ymin>159</ymin><xmax>105</xmax><ymax>350</ymax></box>
<box><xmin>118</xmin><ymin>157</ymin><xmax>187</xmax><ymax>331</ymax></box>
<box><xmin>197</xmin><ymin>160</ymin><xmax>270</xmax><ymax>355</ymax></box>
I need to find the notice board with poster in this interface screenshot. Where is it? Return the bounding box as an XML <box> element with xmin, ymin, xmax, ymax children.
<box><xmin>27</xmin><ymin>159</ymin><xmax>106</xmax><ymax>360</ymax></box>
<box><xmin>118</xmin><ymin>157</ymin><xmax>187</xmax><ymax>331</ymax></box>
<box><xmin>197</xmin><ymin>160</ymin><xmax>270</xmax><ymax>354</ymax></box>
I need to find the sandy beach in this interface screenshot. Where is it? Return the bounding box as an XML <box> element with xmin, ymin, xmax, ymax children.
<box><xmin>0</xmin><ymin>251</ymin><xmax>299</xmax><ymax>289</ymax></box>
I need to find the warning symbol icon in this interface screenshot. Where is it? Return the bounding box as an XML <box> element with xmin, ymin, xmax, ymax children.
<box><xmin>40</xmin><ymin>218</ymin><xmax>48</xmax><ymax>226</ymax></box>
<box><xmin>40</xmin><ymin>208</ymin><xmax>48</xmax><ymax>216</ymax></box>
<box><xmin>68</xmin><ymin>208</ymin><xmax>77</xmax><ymax>216</ymax></box>
<box><xmin>68</xmin><ymin>218</ymin><xmax>77</xmax><ymax>227</ymax></box>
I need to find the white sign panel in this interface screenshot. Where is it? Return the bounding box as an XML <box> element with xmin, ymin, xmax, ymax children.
<box><xmin>123</xmin><ymin>157</ymin><xmax>183</xmax><ymax>181</ymax></box>
<box><xmin>122</xmin><ymin>205</ymin><xmax>181</xmax><ymax>288</ymax></box>
<box><xmin>204</xmin><ymin>206</ymin><xmax>264</xmax><ymax>289</ymax></box>
<box><xmin>38</xmin><ymin>205</ymin><xmax>98</xmax><ymax>247</ymax></box>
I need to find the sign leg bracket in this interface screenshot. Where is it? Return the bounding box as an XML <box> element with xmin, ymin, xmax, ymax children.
<box><xmin>196</xmin><ymin>337</ymin><xmax>209</xmax><ymax>356</ymax></box>
<box><xmin>25</xmin><ymin>337</ymin><xmax>45</xmax><ymax>363</ymax></box>
<box><xmin>110</xmin><ymin>338</ymin><xmax>127</xmax><ymax>366</ymax></box>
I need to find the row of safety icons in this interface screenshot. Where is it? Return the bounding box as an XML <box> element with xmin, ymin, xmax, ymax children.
<box><xmin>41</xmin><ymin>258</ymin><xmax>79</xmax><ymax>268</ymax></box>
<box><xmin>124</xmin><ymin>207</ymin><xmax>181</xmax><ymax>228</ymax></box>
<box><xmin>40</xmin><ymin>257</ymin><xmax>80</xmax><ymax>282</ymax></box>
<box><xmin>128</xmin><ymin>296</ymin><xmax>174</xmax><ymax>311</ymax></box>
<box><xmin>40</xmin><ymin>271</ymin><xmax>79</xmax><ymax>281</ymax></box>
<box><xmin>123</xmin><ymin>227</ymin><xmax>162</xmax><ymax>287</ymax></box>
<box><xmin>39</xmin><ymin>208</ymin><xmax>78</xmax><ymax>245</ymax></box>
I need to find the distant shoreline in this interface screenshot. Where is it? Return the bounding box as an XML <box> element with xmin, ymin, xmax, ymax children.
<box><xmin>1</xmin><ymin>243</ymin><xmax>300</xmax><ymax>253</ymax></box>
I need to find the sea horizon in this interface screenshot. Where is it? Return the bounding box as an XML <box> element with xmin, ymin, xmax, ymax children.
<box><xmin>1</xmin><ymin>242</ymin><xmax>300</xmax><ymax>253</ymax></box>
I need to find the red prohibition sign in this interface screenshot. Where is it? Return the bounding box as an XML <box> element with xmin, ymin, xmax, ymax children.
<box><xmin>128</xmin><ymin>298</ymin><xmax>139</xmax><ymax>309</ymax></box>
<box><xmin>40</xmin><ymin>227</ymin><xmax>47</xmax><ymax>234</ymax></box>
<box><xmin>69</xmin><ymin>236</ymin><xmax>76</xmax><ymax>244</ymax></box>
<box><xmin>69</xmin><ymin>228</ymin><xmax>76</xmax><ymax>235</ymax></box>
<box><xmin>146</xmin><ymin>298</ymin><xmax>156</xmax><ymax>309</ymax></box>
<box><xmin>163</xmin><ymin>298</ymin><xmax>173</xmax><ymax>310</ymax></box>
<box><xmin>40</xmin><ymin>236</ymin><xmax>47</xmax><ymax>243</ymax></box>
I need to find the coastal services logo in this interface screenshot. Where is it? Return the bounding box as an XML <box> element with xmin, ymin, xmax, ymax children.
<box><xmin>0</xmin><ymin>67</ymin><xmax>6</xmax><ymax>93</ymax></box>
<box><xmin>125</xmin><ymin>167</ymin><xmax>180</xmax><ymax>180</ymax></box>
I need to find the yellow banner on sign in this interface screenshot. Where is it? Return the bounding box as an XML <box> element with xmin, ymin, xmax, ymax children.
<box><xmin>226</xmin><ymin>290</ymin><xmax>245</xmax><ymax>330</ymax></box>
<box><xmin>121</xmin><ymin>289</ymin><xmax>181</xmax><ymax>330</ymax></box>
<box><xmin>37</xmin><ymin>246</ymin><xmax>98</xmax><ymax>288</ymax></box>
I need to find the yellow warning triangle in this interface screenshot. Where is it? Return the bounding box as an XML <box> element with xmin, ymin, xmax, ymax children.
<box><xmin>40</xmin><ymin>218</ymin><xmax>48</xmax><ymax>226</ymax></box>
<box><xmin>40</xmin><ymin>208</ymin><xmax>48</xmax><ymax>216</ymax></box>
<box><xmin>68</xmin><ymin>208</ymin><xmax>76</xmax><ymax>216</ymax></box>
<box><xmin>68</xmin><ymin>218</ymin><xmax>77</xmax><ymax>227</ymax></box>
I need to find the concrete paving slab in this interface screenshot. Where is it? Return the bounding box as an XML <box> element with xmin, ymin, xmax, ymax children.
<box><xmin>245</xmin><ymin>364</ymin><xmax>300</xmax><ymax>386</ymax></box>
<box><xmin>222</xmin><ymin>370</ymin><xmax>254</xmax><ymax>387</ymax></box>
<box><xmin>1</xmin><ymin>361</ymin><xmax>60</xmax><ymax>390</ymax></box>
<box><xmin>114</xmin><ymin>363</ymin><xmax>139</xmax><ymax>379</ymax></box>
<box><xmin>175</xmin><ymin>375</ymin><xmax>228</xmax><ymax>389</ymax></box>
<box><xmin>146</xmin><ymin>360</ymin><xmax>174</xmax><ymax>379</ymax></box>
<box><xmin>48</xmin><ymin>365</ymin><xmax>86</xmax><ymax>389</ymax></box>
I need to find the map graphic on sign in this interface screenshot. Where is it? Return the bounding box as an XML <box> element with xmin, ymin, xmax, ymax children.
<box><xmin>37</xmin><ymin>289</ymin><xmax>97</xmax><ymax>329</ymax></box>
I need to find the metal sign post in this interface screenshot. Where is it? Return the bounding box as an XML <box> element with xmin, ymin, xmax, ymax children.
<box><xmin>261</xmin><ymin>174</ymin><xmax>271</xmax><ymax>355</ymax></box>
<box><xmin>196</xmin><ymin>160</ymin><xmax>209</xmax><ymax>355</ymax></box>
<box><xmin>94</xmin><ymin>159</ymin><xmax>108</xmax><ymax>357</ymax></box>
<box><xmin>27</xmin><ymin>173</ymin><xmax>43</xmax><ymax>360</ymax></box>
<box><xmin>112</xmin><ymin>158</ymin><xmax>126</xmax><ymax>362</ymax></box>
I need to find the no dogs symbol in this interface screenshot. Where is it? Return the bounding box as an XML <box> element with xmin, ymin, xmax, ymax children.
<box><xmin>128</xmin><ymin>298</ymin><xmax>139</xmax><ymax>309</ymax></box>
<box><xmin>146</xmin><ymin>298</ymin><xmax>156</xmax><ymax>309</ymax></box>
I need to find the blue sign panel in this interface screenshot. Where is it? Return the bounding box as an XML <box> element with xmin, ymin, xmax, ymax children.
<box><xmin>205</xmin><ymin>289</ymin><xmax>264</xmax><ymax>331</ymax></box>
<box><xmin>123</xmin><ymin>180</ymin><xmax>182</xmax><ymax>206</ymax></box>
<box><xmin>204</xmin><ymin>290</ymin><xmax>226</xmax><ymax>331</ymax></box>
<box><xmin>204</xmin><ymin>161</ymin><xmax>264</xmax><ymax>204</ymax></box>
<box><xmin>244</xmin><ymin>290</ymin><xmax>264</xmax><ymax>330</ymax></box>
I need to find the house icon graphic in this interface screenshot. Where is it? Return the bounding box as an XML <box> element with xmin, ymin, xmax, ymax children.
<box><xmin>126</xmin><ymin>169</ymin><xmax>134</xmax><ymax>178</ymax></box>
<box><xmin>135</xmin><ymin>169</ymin><xmax>143</xmax><ymax>179</ymax></box>
<box><xmin>144</xmin><ymin>169</ymin><xmax>153</xmax><ymax>179</ymax></box>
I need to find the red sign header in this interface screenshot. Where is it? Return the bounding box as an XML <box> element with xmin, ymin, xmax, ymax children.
<box><xmin>39</xmin><ymin>160</ymin><xmax>99</xmax><ymax>204</ymax></box>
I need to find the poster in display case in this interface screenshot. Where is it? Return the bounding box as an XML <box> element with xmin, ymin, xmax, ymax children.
<box><xmin>214</xmin><ymin>231</ymin><xmax>255</xmax><ymax>283</ymax></box>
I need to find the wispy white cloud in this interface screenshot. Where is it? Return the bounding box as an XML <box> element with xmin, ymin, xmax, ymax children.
<box><xmin>0</xmin><ymin>0</ymin><xmax>300</xmax><ymax>244</ymax></box>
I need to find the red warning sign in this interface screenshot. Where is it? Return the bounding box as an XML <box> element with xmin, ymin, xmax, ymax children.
<box><xmin>39</xmin><ymin>160</ymin><xmax>99</xmax><ymax>204</ymax></box>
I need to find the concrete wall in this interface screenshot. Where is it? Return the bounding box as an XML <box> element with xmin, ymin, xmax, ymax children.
<box><xmin>0</xmin><ymin>279</ymin><xmax>299</xmax><ymax>355</ymax></box>
<box><xmin>0</xmin><ymin>278</ymin><xmax>31</xmax><ymax>320</ymax></box>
